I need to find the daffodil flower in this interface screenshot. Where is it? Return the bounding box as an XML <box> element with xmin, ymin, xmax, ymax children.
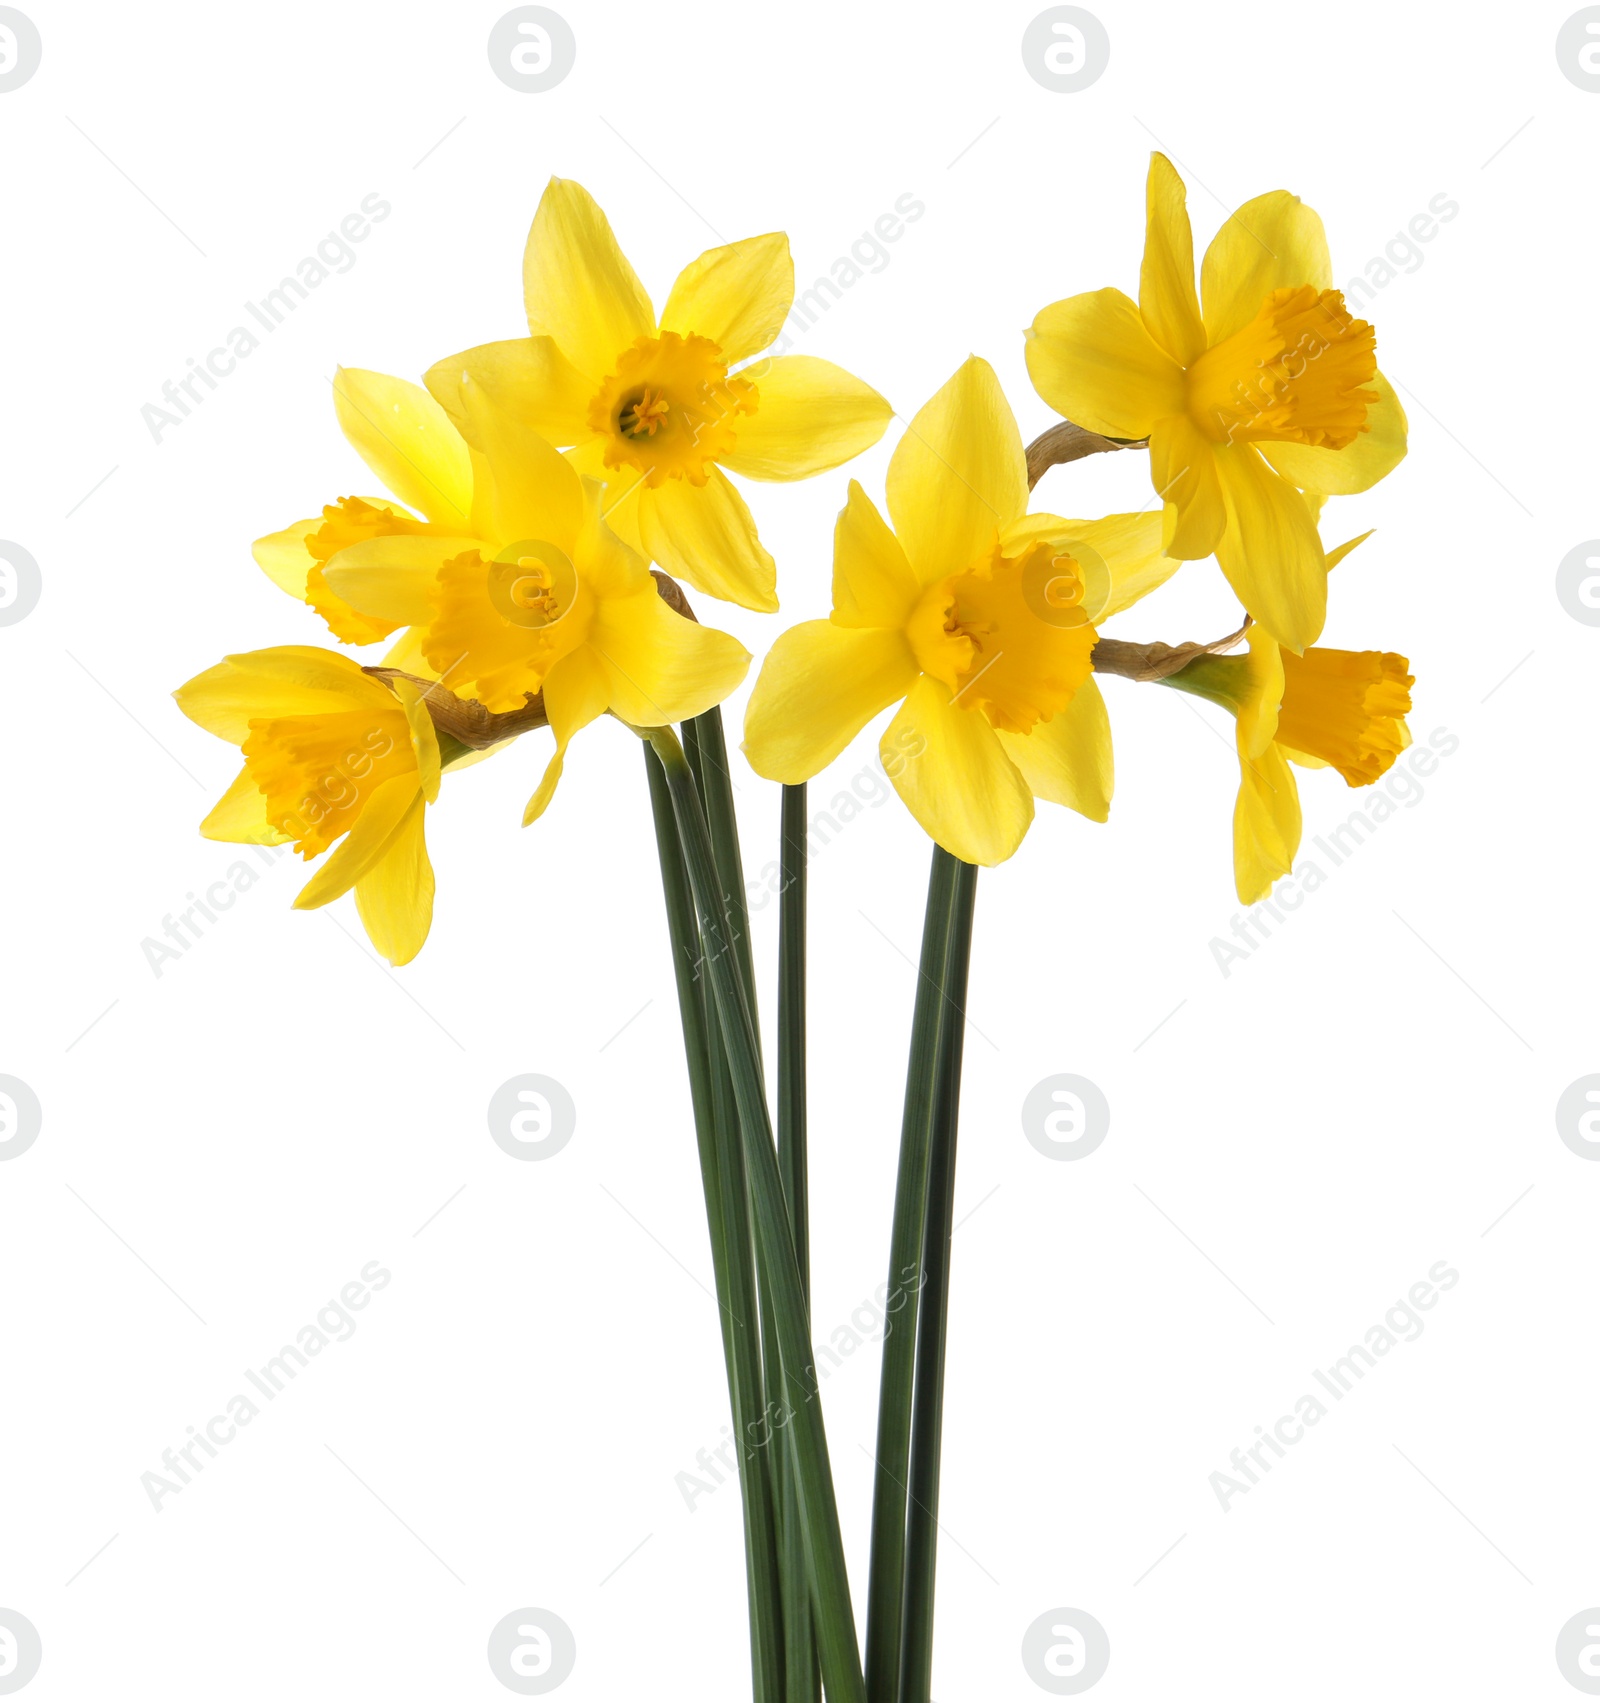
<box><xmin>253</xmin><ymin>368</ymin><xmax>486</xmax><ymax>653</ymax></box>
<box><xmin>1025</xmin><ymin>153</ymin><xmax>1407</xmax><ymax>653</ymax></box>
<box><xmin>743</xmin><ymin>356</ymin><xmax>1179</xmax><ymax>866</ymax></box>
<box><xmin>319</xmin><ymin>378</ymin><xmax>751</xmax><ymax>825</ymax></box>
<box><xmin>421</xmin><ymin>178</ymin><xmax>894</xmax><ymax>613</ymax></box>
<box><xmin>1165</xmin><ymin>625</ymin><xmax>1413</xmax><ymax>901</ymax></box>
<box><xmin>174</xmin><ymin>647</ymin><xmax>444</xmax><ymax>964</ymax></box>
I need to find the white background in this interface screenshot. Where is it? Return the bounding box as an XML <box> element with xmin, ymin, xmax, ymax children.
<box><xmin>1</xmin><ymin>1</ymin><xmax>1594</xmax><ymax>1696</ymax></box>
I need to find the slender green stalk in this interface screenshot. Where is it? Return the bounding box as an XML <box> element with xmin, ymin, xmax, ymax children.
<box><xmin>777</xmin><ymin>782</ymin><xmax>818</xmax><ymax>1703</ymax></box>
<box><xmin>686</xmin><ymin>714</ymin><xmax>798</xmax><ymax>1697</ymax></box>
<box><xmin>690</xmin><ymin>707</ymin><xmax>763</xmax><ymax>1066</ymax></box>
<box><xmin>897</xmin><ymin>859</ymin><xmax>978</xmax><ymax>1703</ymax></box>
<box><xmin>709</xmin><ymin>1029</ymin><xmax>786</xmax><ymax>1701</ymax></box>
<box><xmin>864</xmin><ymin>847</ymin><xmax>960</xmax><ymax>1703</ymax></box>
<box><xmin>644</xmin><ymin>743</ymin><xmax>783</xmax><ymax>1701</ymax></box>
<box><xmin>651</xmin><ymin>725</ymin><xmax>868</xmax><ymax>1703</ymax></box>
<box><xmin>778</xmin><ymin>782</ymin><xmax>810</xmax><ymax>1281</ymax></box>
<box><xmin>692</xmin><ymin>712</ymin><xmax>820</xmax><ymax>1700</ymax></box>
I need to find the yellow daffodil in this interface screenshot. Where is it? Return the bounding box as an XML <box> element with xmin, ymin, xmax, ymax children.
<box><xmin>743</xmin><ymin>357</ymin><xmax>1179</xmax><ymax>865</ymax></box>
<box><xmin>253</xmin><ymin>368</ymin><xmax>485</xmax><ymax>653</ymax></box>
<box><xmin>1025</xmin><ymin>153</ymin><xmax>1407</xmax><ymax>653</ymax></box>
<box><xmin>174</xmin><ymin>647</ymin><xmax>444</xmax><ymax>964</ymax></box>
<box><xmin>319</xmin><ymin>377</ymin><xmax>751</xmax><ymax>825</ymax></box>
<box><xmin>1165</xmin><ymin>626</ymin><xmax>1413</xmax><ymax>901</ymax></box>
<box><xmin>420</xmin><ymin>178</ymin><xmax>894</xmax><ymax>613</ymax></box>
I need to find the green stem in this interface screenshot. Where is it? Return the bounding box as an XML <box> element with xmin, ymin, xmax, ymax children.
<box><xmin>689</xmin><ymin>707</ymin><xmax>763</xmax><ymax>1069</ymax></box>
<box><xmin>897</xmin><ymin>859</ymin><xmax>978</xmax><ymax>1703</ymax></box>
<box><xmin>777</xmin><ymin>782</ymin><xmax>818</xmax><ymax>1703</ymax></box>
<box><xmin>650</xmin><ymin>726</ymin><xmax>867</xmax><ymax>1703</ymax></box>
<box><xmin>644</xmin><ymin>742</ymin><xmax>784</xmax><ymax>1702</ymax></box>
<box><xmin>864</xmin><ymin>846</ymin><xmax>961</xmax><ymax>1703</ymax></box>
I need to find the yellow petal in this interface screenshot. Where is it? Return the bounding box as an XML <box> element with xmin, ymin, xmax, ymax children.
<box><xmin>1025</xmin><ymin>289</ymin><xmax>1185</xmax><ymax>439</ymax></box>
<box><xmin>637</xmin><ymin>469</ymin><xmax>777</xmax><ymax>612</ymax></box>
<box><xmin>588</xmin><ymin>583</ymin><xmax>751</xmax><ymax>727</ymax></box>
<box><xmin>881</xmin><ymin>674</ymin><xmax>1034</xmax><ymax>866</ymax></box>
<box><xmin>175</xmin><ymin>646</ymin><xmax>391</xmax><ymax>745</ymax></box>
<box><xmin>1259</xmin><ymin>370</ymin><xmax>1407</xmax><ymax>495</ymax></box>
<box><xmin>886</xmin><ymin>356</ymin><xmax>1027</xmax><ymax>587</ymax></box>
<box><xmin>721</xmin><ymin>355</ymin><xmax>892</xmax><ymax>481</ymax></box>
<box><xmin>1064</xmin><ymin>511</ymin><xmax>1181</xmax><ymax>620</ymax></box>
<box><xmin>425</xmin><ymin>337</ymin><xmax>593</xmax><ymax>449</ymax></box>
<box><xmin>1213</xmin><ymin>447</ymin><xmax>1327</xmax><ymax>653</ymax></box>
<box><xmin>1200</xmin><ymin>190</ymin><xmax>1333</xmax><ymax>345</ymax></box>
<box><xmin>995</xmin><ymin>675</ymin><xmax>1112</xmax><ymax>821</ymax></box>
<box><xmin>523</xmin><ymin>178</ymin><xmax>655</xmax><ymax>381</ymax></box>
<box><xmin>294</xmin><ymin>773</ymin><xmax>420</xmax><ymax>909</ymax></box>
<box><xmin>567</xmin><ymin>439</ymin><xmax>647</xmax><ymax>557</ymax></box>
<box><xmin>253</xmin><ymin>518</ymin><xmax>320</xmax><ymax>600</ymax></box>
<box><xmin>381</xmin><ymin>627</ymin><xmax>434</xmax><ymax>675</ymax></box>
<box><xmin>353</xmin><ymin>795</ymin><xmax>434</xmax><ymax>966</ymax></box>
<box><xmin>830</xmin><ymin>479</ymin><xmax>921</xmax><ymax>630</ymax></box>
<box><xmin>1140</xmin><ymin>153</ymin><xmax>1205</xmax><ymax>365</ymax></box>
<box><xmin>1233</xmin><ymin>742</ymin><xmax>1301</xmax><ymax>904</ymax></box>
<box><xmin>575</xmin><ymin>475</ymin><xmax>654</xmax><ymax>601</ymax></box>
<box><xmin>1326</xmin><ymin>529</ymin><xmax>1373</xmax><ymax>571</ymax></box>
<box><xmin>661</xmin><ymin>233</ymin><xmax>793</xmax><ymax>365</ymax></box>
<box><xmin>391</xmin><ymin>679</ymin><xmax>441</xmax><ymax>804</ymax></box>
<box><xmin>332</xmin><ymin>369</ymin><xmax>472</xmax><ymax>529</ymax></box>
<box><xmin>200</xmin><ymin>764</ymin><xmax>289</xmax><ymax>845</ymax></box>
<box><xmin>744</xmin><ymin>621</ymin><xmax>918</xmax><ymax>783</ymax></box>
<box><xmin>458</xmin><ymin>380</ymin><xmax>583</xmax><ymax>549</ymax></box>
<box><xmin>523</xmin><ymin>647</ymin><xmax>612</xmax><ymax>825</ymax></box>
<box><xmin>1236</xmin><ymin>623</ymin><xmax>1286</xmax><ymax>758</ymax></box>
<box><xmin>1148</xmin><ymin>415</ymin><xmax>1226</xmax><ymax>560</ymax></box>
<box><xmin>322</xmin><ymin>535</ymin><xmax>477</xmax><ymax>626</ymax></box>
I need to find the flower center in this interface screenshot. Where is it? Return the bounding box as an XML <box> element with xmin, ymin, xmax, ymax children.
<box><xmin>908</xmin><ymin>540</ymin><xmax>1097</xmax><ymax>734</ymax></box>
<box><xmin>1275</xmin><ymin>648</ymin><xmax>1413</xmax><ymax>783</ymax></box>
<box><xmin>423</xmin><ymin>546</ymin><xmax>591</xmax><ymax>713</ymax></box>
<box><xmin>1186</xmin><ymin>285</ymin><xmax>1377</xmax><ymax>449</ymax></box>
<box><xmin>305</xmin><ymin>497</ymin><xmax>456</xmax><ymax>645</ymax></box>
<box><xmin>242</xmin><ymin>706</ymin><xmax>415</xmax><ymax>857</ymax></box>
<box><xmin>621</xmin><ymin>387</ymin><xmax>670</xmax><ymax>438</ymax></box>
<box><xmin>586</xmin><ymin>331</ymin><xmax>757</xmax><ymax>488</ymax></box>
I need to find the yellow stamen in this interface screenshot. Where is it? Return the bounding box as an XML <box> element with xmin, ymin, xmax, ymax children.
<box><xmin>908</xmin><ymin>540</ymin><xmax>1096</xmax><ymax>734</ymax></box>
<box><xmin>1187</xmin><ymin>285</ymin><xmax>1378</xmax><ymax>449</ymax></box>
<box><xmin>587</xmin><ymin>331</ymin><xmax>757</xmax><ymax>487</ymax></box>
<box><xmin>425</xmin><ymin>549</ymin><xmax>591</xmax><ymax>712</ymax></box>
<box><xmin>621</xmin><ymin>387</ymin><xmax>670</xmax><ymax>438</ymax></box>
